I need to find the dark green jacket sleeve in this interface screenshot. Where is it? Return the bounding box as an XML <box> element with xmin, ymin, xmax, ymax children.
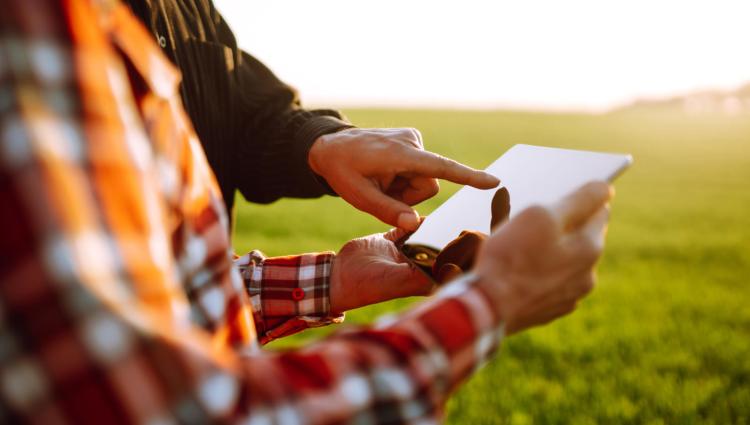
<box><xmin>126</xmin><ymin>0</ymin><xmax>354</xmax><ymax>213</ymax></box>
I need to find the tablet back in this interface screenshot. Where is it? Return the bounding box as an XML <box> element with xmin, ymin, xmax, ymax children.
<box><xmin>405</xmin><ymin>144</ymin><xmax>632</xmax><ymax>250</ymax></box>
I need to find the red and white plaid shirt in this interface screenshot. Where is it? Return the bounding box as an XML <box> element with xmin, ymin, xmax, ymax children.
<box><xmin>0</xmin><ymin>0</ymin><xmax>504</xmax><ymax>423</ymax></box>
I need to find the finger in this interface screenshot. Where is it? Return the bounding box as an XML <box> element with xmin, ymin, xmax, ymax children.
<box><xmin>435</xmin><ymin>263</ymin><xmax>463</xmax><ymax>284</ymax></box>
<box><xmin>559</xmin><ymin>268</ymin><xmax>598</xmax><ymax>301</ymax></box>
<box><xmin>494</xmin><ymin>205</ymin><xmax>557</xmax><ymax>252</ymax></box>
<box><xmin>347</xmin><ymin>176</ymin><xmax>421</xmax><ymax>231</ymax></box>
<box><xmin>399</xmin><ymin>176</ymin><xmax>440</xmax><ymax>205</ymax></box>
<box><xmin>550</xmin><ymin>182</ymin><xmax>613</xmax><ymax>233</ymax></box>
<box><xmin>384</xmin><ymin>177</ymin><xmax>410</xmax><ymax>199</ymax></box>
<box><xmin>434</xmin><ymin>230</ymin><xmax>486</xmax><ymax>271</ymax></box>
<box><xmin>579</xmin><ymin>270</ymin><xmax>597</xmax><ymax>297</ymax></box>
<box><xmin>580</xmin><ymin>205</ymin><xmax>610</xmax><ymax>249</ymax></box>
<box><xmin>401</xmin><ymin>149</ymin><xmax>500</xmax><ymax>189</ymax></box>
<box><xmin>383</xmin><ymin>227</ymin><xmax>412</xmax><ymax>243</ymax></box>
<box><xmin>490</xmin><ymin>187</ymin><xmax>511</xmax><ymax>230</ymax></box>
<box><xmin>560</xmin><ymin>230</ymin><xmax>603</xmax><ymax>273</ymax></box>
<box><xmin>557</xmin><ymin>205</ymin><xmax>610</xmax><ymax>274</ymax></box>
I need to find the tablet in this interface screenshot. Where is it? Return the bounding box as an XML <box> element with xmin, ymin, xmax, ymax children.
<box><xmin>402</xmin><ymin>144</ymin><xmax>632</xmax><ymax>261</ymax></box>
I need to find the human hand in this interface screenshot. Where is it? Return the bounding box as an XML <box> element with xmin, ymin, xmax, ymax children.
<box><xmin>308</xmin><ymin>128</ymin><xmax>499</xmax><ymax>231</ymax></box>
<box><xmin>473</xmin><ymin>181</ymin><xmax>613</xmax><ymax>335</ymax></box>
<box><xmin>330</xmin><ymin>228</ymin><xmax>434</xmax><ymax>314</ymax></box>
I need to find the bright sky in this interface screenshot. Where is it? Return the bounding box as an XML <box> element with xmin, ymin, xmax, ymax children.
<box><xmin>214</xmin><ymin>0</ymin><xmax>750</xmax><ymax>111</ymax></box>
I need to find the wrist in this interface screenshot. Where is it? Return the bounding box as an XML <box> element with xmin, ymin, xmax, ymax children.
<box><xmin>473</xmin><ymin>270</ymin><xmax>514</xmax><ymax>331</ymax></box>
<box><xmin>328</xmin><ymin>254</ymin><xmax>344</xmax><ymax>314</ymax></box>
<box><xmin>308</xmin><ymin>133</ymin><xmax>330</xmax><ymax>176</ymax></box>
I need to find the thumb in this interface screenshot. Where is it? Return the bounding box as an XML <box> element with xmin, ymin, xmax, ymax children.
<box><xmin>380</xmin><ymin>262</ymin><xmax>434</xmax><ymax>298</ymax></box>
<box><xmin>350</xmin><ymin>177</ymin><xmax>421</xmax><ymax>231</ymax></box>
<box><xmin>550</xmin><ymin>181</ymin><xmax>613</xmax><ymax>233</ymax></box>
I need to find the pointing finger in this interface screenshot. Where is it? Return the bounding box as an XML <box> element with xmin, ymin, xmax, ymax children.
<box><xmin>401</xmin><ymin>149</ymin><xmax>500</xmax><ymax>190</ymax></box>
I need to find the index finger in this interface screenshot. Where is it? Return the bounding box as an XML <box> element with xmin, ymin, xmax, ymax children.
<box><xmin>402</xmin><ymin>149</ymin><xmax>500</xmax><ymax>189</ymax></box>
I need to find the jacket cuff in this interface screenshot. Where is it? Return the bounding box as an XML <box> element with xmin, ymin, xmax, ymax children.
<box><xmin>292</xmin><ymin>114</ymin><xmax>355</xmax><ymax>196</ymax></box>
<box><xmin>237</xmin><ymin>110</ymin><xmax>354</xmax><ymax>203</ymax></box>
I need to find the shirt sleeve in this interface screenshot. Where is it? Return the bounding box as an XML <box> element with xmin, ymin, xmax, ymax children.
<box><xmin>0</xmin><ymin>2</ymin><xmax>504</xmax><ymax>423</ymax></box>
<box><xmin>235</xmin><ymin>251</ymin><xmax>345</xmax><ymax>345</ymax></box>
<box><xmin>0</xmin><ymin>98</ymin><xmax>503</xmax><ymax>424</ymax></box>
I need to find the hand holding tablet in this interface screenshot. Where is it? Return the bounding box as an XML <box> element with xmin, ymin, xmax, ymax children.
<box><xmin>400</xmin><ymin>144</ymin><xmax>632</xmax><ymax>281</ymax></box>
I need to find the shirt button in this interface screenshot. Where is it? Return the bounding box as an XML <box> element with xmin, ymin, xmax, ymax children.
<box><xmin>158</xmin><ymin>35</ymin><xmax>167</xmax><ymax>48</ymax></box>
<box><xmin>291</xmin><ymin>288</ymin><xmax>305</xmax><ymax>301</ymax></box>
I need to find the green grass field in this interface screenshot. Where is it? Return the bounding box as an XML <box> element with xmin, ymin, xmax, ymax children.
<box><xmin>232</xmin><ymin>107</ymin><xmax>750</xmax><ymax>424</ymax></box>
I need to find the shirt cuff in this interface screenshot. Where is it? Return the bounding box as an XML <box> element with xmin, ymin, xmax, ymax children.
<box><xmin>235</xmin><ymin>250</ymin><xmax>344</xmax><ymax>344</ymax></box>
<box><xmin>380</xmin><ymin>272</ymin><xmax>505</xmax><ymax>394</ymax></box>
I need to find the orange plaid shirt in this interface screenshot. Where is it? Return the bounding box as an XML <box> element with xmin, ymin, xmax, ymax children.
<box><xmin>0</xmin><ymin>0</ymin><xmax>504</xmax><ymax>423</ymax></box>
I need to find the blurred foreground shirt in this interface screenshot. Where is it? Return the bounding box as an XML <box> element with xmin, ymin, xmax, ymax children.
<box><xmin>0</xmin><ymin>0</ymin><xmax>503</xmax><ymax>423</ymax></box>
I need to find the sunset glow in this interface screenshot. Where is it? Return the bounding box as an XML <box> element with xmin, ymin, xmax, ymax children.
<box><xmin>214</xmin><ymin>0</ymin><xmax>750</xmax><ymax>111</ymax></box>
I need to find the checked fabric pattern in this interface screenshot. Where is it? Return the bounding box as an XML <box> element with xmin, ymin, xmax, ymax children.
<box><xmin>0</xmin><ymin>0</ymin><xmax>505</xmax><ymax>423</ymax></box>
<box><xmin>237</xmin><ymin>251</ymin><xmax>344</xmax><ymax>345</ymax></box>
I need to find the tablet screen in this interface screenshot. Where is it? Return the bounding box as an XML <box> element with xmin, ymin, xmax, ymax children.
<box><xmin>404</xmin><ymin>144</ymin><xmax>632</xmax><ymax>251</ymax></box>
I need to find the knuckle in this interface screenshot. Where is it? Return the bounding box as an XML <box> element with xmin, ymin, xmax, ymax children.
<box><xmin>564</xmin><ymin>301</ymin><xmax>578</xmax><ymax>315</ymax></box>
<box><xmin>520</xmin><ymin>205</ymin><xmax>555</xmax><ymax>228</ymax></box>
<box><xmin>408</xmin><ymin>128</ymin><xmax>424</xmax><ymax>146</ymax></box>
<box><xmin>388</xmin><ymin>144</ymin><xmax>404</xmax><ymax>159</ymax></box>
<box><xmin>579</xmin><ymin>273</ymin><xmax>596</xmax><ymax>295</ymax></box>
<box><xmin>387</xmin><ymin>144</ymin><xmax>410</xmax><ymax>164</ymax></box>
<box><xmin>425</xmin><ymin>179</ymin><xmax>440</xmax><ymax>197</ymax></box>
<box><xmin>582</xmin><ymin>238</ymin><xmax>603</xmax><ymax>262</ymax></box>
<box><xmin>380</xmin><ymin>134</ymin><xmax>400</xmax><ymax>148</ymax></box>
<box><xmin>524</xmin><ymin>205</ymin><xmax>548</xmax><ymax>218</ymax></box>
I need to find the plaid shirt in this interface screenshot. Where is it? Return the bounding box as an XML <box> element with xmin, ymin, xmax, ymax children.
<box><xmin>0</xmin><ymin>0</ymin><xmax>504</xmax><ymax>423</ymax></box>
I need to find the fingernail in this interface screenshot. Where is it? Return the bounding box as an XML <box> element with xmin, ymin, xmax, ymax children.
<box><xmin>485</xmin><ymin>173</ymin><xmax>500</xmax><ymax>186</ymax></box>
<box><xmin>397</xmin><ymin>211</ymin><xmax>420</xmax><ymax>231</ymax></box>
